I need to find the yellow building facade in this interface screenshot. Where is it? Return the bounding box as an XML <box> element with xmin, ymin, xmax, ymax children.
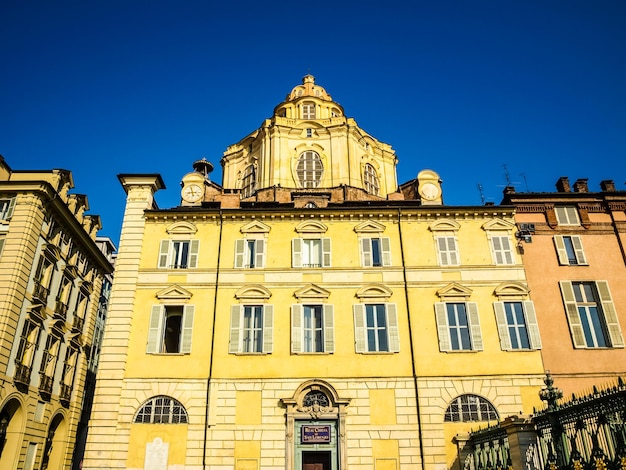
<box><xmin>84</xmin><ymin>77</ymin><xmax>546</xmax><ymax>470</ymax></box>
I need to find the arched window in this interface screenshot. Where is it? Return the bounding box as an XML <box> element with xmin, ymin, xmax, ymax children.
<box><xmin>302</xmin><ymin>102</ymin><xmax>316</xmax><ymax>119</ymax></box>
<box><xmin>297</xmin><ymin>151</ymin><xmax>323</xmax><ymax>188</ymax></box>
<box><xmin>241</xmin><ymin>165</ymin><xmax>256</xmax><ymax>198</ymax></box>
<box><xmin>444</xmin><ymin>394</ymin><xmax>498</xmax><ymax>422</ymax></box>
<box><xmin>364</xmin><ymin>164</ymin><xmax>380</xmax><ymax>195</ymax></box>
<box><xmin>134</xmin><ymin>396</ymin><xmax>188</xmax><ymax>424</ymax></box>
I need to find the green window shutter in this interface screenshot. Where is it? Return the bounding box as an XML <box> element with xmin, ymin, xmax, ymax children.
<box><xmin>523</xmin><ymin>301</ymin><xmax>542</xmax><ymax>349</ymax></box>
<box><xmin>291</xmin><ymin>304</ymin><xmax>303</xmax><ymax>353</ymax></box>
<box><xmin>229</xmin><ymin>306</ymin><xmax>242</xmax><ymax>353</ymax></box>
<box><xmin>263</xmin><ymin>305</ymin><xmax>274</xmax><ymax>353</ymax></box>
<box><xmin>596</xmin><ymin>281</ymin><xmax>624</xmax><ymax>348</ymax></box>
<box><xmin>353</xmin><ymin>304</ymin><xmax>366</xmax><ymax>353</ymax></box>
<box><xmin>381</xmin><ymin>237</ymin><xmax>392</xmax><ymax>266</ymax></box>
<box><xmin>571</xmin><ymin>236</ymin><xmax>587</xmax><ymax>265</ymax></box>
<box><xmin>361</xmin><ymin>238</ymin><xmax>372</xmax><ymax>267</ymax></box>
<box><xmin>323</xmin><ymin>305</ymin><xmax>335</xmax><ymax>353</ymax></box>
<box><xmin>553</xmin><ymin>236</ymin><xmax>569</xmax><ymax>265</ymax></box>
<box><xmin>559</xmin><ymin>281</ymin><xmax>586</xmax><ymax>348</ymax></box>
<box><xmin>435</xmin><ymin>303</ymin><xmax>451</xmax><ymax>352</ymax></box>
<box><xmin>255</xmin><ymin>239</ymin><xmax>265</xmax><ymax>268</ymax></box>
<box><xmin>234</xmin><ymin>240</ymin><xmax>245</xmax><ymax>268</ymax></box>
<box><xmin>158</xmin><ymin>241</ymin><xmax>170</xmax><ymax>268</ymax></box>
<box><xmin>180</xmin><ymin>306</ymin><xmax>195</xmax><ymax>353</ymax></box>
<box><xmin>493</xmin><ymin>302</ymin><xmax>512</xmax><ymax>351</ymax></box>
<box><xmin>322</xmin><ymin>238</ymin><xmax>332</xmax><ymax>267</ymax></box>
<box><xmin>467</xmin><ymin>302</ymin><xmax>483</xmax><ymax>351</ymax></box>
<box><xmin>188</xmin><ymin>240</ymin><xmax>200</xmax><ymax>268</ymax></box>
<box><xmin>146</xmin><ymin>306</ymin><xmax>163</xmax><ymax>353</ymax></box>
<box><xmin>292</xmin><ymin>238</ymin><xmax>303</xmax><ymax>267</ymax></box>
<box><xmin>386</xmin><ymin>303</ymin><xmax>400</xmax><ymax>352</ymax></box>
<box><xmin>6</xmin><ymin>197</ymin><xmax>16</xmax><ymax>219</ymax></box>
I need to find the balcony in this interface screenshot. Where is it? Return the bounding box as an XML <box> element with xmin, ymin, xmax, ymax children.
<box><xmin>54</xmin><ymin>300</ymin><xmax>68</xmax><ymax>321</ymax></box>
<box><xmin>39</xmin><ymin>374</ymin><xmax>53</xmax><ymax>399</ymax></box>
<box><xmin>72</xmin><ymin>315</ymin><xmax>84</xmax><ymax>333</ymax></box>
<box><xmin>32</xmin><ymin>280</ymin><xmax>50</xmax><ymax>303</ymax></box>
<box><xmin>59</xmin><ymin>383</ymin><xmax>72</xmax><ymax>406</ymax></box>
<box><xmin>13</xmin><ymin>362</ymin><xmax>32</xmax><ymax>389</ymax></box>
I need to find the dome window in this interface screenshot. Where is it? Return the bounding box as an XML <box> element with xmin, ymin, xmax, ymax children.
<box><xmin>297</xmin><ymin>151</ymin><xmax>323</xmax><ymax>188</ymax></box>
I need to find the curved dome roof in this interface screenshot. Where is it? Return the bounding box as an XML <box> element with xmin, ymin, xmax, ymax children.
<box><xmin>285</xmin><ymin>75</ymin><xmax>333</xmax><ymax>102</ymax></box>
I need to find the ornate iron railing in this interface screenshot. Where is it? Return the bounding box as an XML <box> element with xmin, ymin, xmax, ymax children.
<box><xmin>32</xmin><ymin>280</ymin><xmax>50</xmax><ymax>303</ymax></box>
<box><xmin>72</xmin><ymin>315</ymin><xmax>84</xmax><ymax>333</ymax></box>
<box><xmin>14</xmin><ymin>362</ymin><xmax>32</xmax><ymax>386</ymax></box>
<box><xmin>39</xmin><ymin>373</ymin><xmax>53</xmax><ymax>397</ymax></box>
<box><xmin>59</xmin><ymin>383</ymin><xmax>72</xmax><ymax>405</ymax></box>
<box><xmin>54</xmin><ymin>299</ymin><xmax>68</xmax><ymax>320</ymax></box>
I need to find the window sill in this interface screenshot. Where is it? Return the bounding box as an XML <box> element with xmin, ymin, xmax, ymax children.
<box><xmin>147</xmin><ymin>352</ymin><xmax>190</xmax><ymax>356</ymax></box>
<box><xmin>293</xmin><ymin>352</ymin><xmax>332</xmax><ymax>355</ymax></box>
<box><xmin>231</xmin><ymin>352</ymin><xmax>270</xmax><ymax>356</ymax></box>
<box><xmin>357</xmin><ymin>351</ymin><xmax>398</xmax><ymax>355</ymax></box>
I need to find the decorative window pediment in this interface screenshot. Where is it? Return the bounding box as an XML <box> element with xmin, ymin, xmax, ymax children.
<box><xmin>235</xmin><ymin>284</ymin><xmax>272</xmax><ymax>301</ymax></box>
<box><xmin>355</xmin><ymin>283</ymin><xmax>393</xmax><ymax>301</ymax></box>
<box><xmin>493</xmin><ymin>282</ymin><xmax>530</xmax><ymax>299</ymax></box>
<box><xmin>240</xmin><ymin>220</ymin><xmax>271</xmax><ymax>234</ymax></box>
<box><xmin>295</xmin><ymin>220</ymin><xmax>328</xmax><ymax>234</ymax></box>
<box><xmin>156</xmin><ymin>285</ymin><xmax>193</xmax><ymax>302</ymax></box>
<box><xmin>166</xmin><ymin>221</ymin><xmax>198</xmax><ymax>236</ymax></box>
<box><xmin>294</xmin><ymin>284</ymin><xmax>330</xmax><ymax>302</ymax></box>
<box><xmin>429</xmin><ymin>219</ymin><xmax>461</xmax><ymax>232</ymax></box>
<box><xmin>482</xmin><ymin>219</ymin><xmax>515</xmax><ymax>231</ymax></box>
<box><xmin>354</xmin><ymin>220</ymin><xmax>386</xmax><ymax>234</ymax></box>
<box><xmin>436</xmin><ymin>282</ymin><xmax>473</xmax><ymax>300</ymax></box>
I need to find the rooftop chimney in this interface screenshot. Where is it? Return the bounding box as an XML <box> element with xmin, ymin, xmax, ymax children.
<box><xmin>573</xmin><ymin>179</ymin><xmax>588</xmax><ymax>193</ymax></box>
<box><xmin>600</xmin><ymin>180</ymin><xmax>616</xmax><ymax>192</ymax></box>
<box><xmin>556</xmin><ymin>177</ymin><xmax>571</xmax><ymax>193</ymax></box>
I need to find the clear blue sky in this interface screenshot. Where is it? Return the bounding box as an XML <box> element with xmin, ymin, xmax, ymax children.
<box><xmin>2</xmin><ymin>1</ymin><xmax>625</xmax><ymax>245</ymax></box>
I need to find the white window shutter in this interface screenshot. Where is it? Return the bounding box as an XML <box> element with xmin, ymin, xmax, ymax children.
<box><xmin>493</xmin><ymin>302</ymin><xmax>512</xmax><ymax>351</ymax></box>
<box><xmin>435</xmin><ymin>303</ymin><xmax>451</xmax><ymax>352</ymax></box>
<box><xmin>180</xmin><ymin>306</ymin><xmax>195</xmax><ymax>353</ymax></box>
<box><xmin>322</xmin><ymin>238</ymin><xmax>332</xmax><ymax>267</ymax></box>
<box><xmin>502</xmin><ymin>237</ymin><xmax>514</xmax><ymax>264</ymax></box>
<box><xmin>381</xmin><ymin>238</ymin><xmax>392</xmax><ymax>266</ymax></box>
<box><xmin>188</xmin><ymin>240</ymin><xmax>200</xmax><ymax>268</ymax></box>
<box><xmin>229</xmin><ymin>306</ymin><xmax>242</xmax><ymax>353</ymax></box>
<box><xmin>596</xmin><ymin>281</ymin><xmax>624</xmax><ymax>348</ymax></box>
<box><xmin>571</xmin><ymin>236</ymin><xmax>587</xmax><ymax>265</ymax></box>
<box><xmin>323</xmin><ymin>305</ymin><xmax>335</xmax><ymax>353</ymax></box>
<box><xmin>436</xmin><ymin>237</ymin><xmax>448</xmax><ymax>266</ymax></box>
<box><xmin>353</xmin><ymin>304</ymin><xmax>367</xmax><ymax>353</ymax></box>
<box><xmin>448</xmin><ymin>238</ymin><xmax>459</xmax><ymax>266</ymax></box>
<box><xmin>553</xmin><ymin>236</ymin><xmax>569</xmax><ymax>265</ymax></box>
<box><xmin>263</xmin><ymin>305</ymin><xmax>274</xmax><ymax>353</ymax></box>
<box><xmin>467</xmin><ymin>302</ymin><xmax>483</xmax><ymax>351</ymax></box>
<box><xmin>361</xmin><ymin>238</ymin><xmax>372</xmax><ymax>267</ymax></box>
<box><xmin>523</xmin><ymin>301</ymin><xmax>542</xmax><ymax>349</ymax></box>
<box><xmin>146</xmin><ymin>306</ymin><xmax>163</xmax><ymax>353</ymax></box>
<box><xmin>291</xmin><ymin>304</ymin><xmax>303</xmax><ymax>353</ymax></box>
<box><xmin>0</xmin><ymin>237</ymin><xmax>5</xmax><ymax>255</ymax></box>
<box><xmin>6</xmin><ymin>197</ymin><xmax>16</xmax><ymax>219</ymax></box>
<box><xmin>255</xmin><ymin>239</ymin><xmax>265</xmax><ymax>268</ymax></box>
<box><xmin>292</xmin><ymin>238</ymin><xmax>303</xmax><ymax>267</ymax></box>
<box><xmin>386</xmin><ymin>303</ymin><xmax>400</xmax><ymax>352</ymax></box>
<box><xmin>559</xmin><ymin>281</ymin><xmax>586</xmax><ymax>348</ymax></box>
<box><xmin>234</xmin><ymin>239</ymin><xmax>245</xmax><ymax>268</ymax></box>
<box><xmin>158</xmin><ymin>241</ymin><xmax>170</xmax><ymax>268</ymax></box>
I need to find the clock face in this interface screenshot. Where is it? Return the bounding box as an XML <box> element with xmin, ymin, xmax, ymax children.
<box><xmin>182</xmin><ymin>184</ymin><xmax>203</xmax><ymax>202</ymax></box>
<box><xmin>420</xmin><ymin>182</ymin><xmax>440</xmax><ymax>201</ymax></box>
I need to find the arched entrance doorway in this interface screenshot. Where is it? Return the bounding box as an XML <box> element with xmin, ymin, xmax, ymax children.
<box><xmin>0</xmin><ymin>398</ymin><xmax>25</xmax><ymax>470</ymax></box>
<box><xmin>41</xmin><ymin>413</ymin><xmax>67</xmax><ymax>470</ymax></box>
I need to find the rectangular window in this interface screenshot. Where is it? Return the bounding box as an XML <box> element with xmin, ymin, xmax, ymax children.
<box><xmin>146</xmin><ymin>305</ymin><xmax>195</xmax><ymax>354</ymax></box>
<box><xmin>0</xmin><ymin>234</ymin><xmax>5</xmax><ymax>257</ymax></box>
<box><xmin>494</xmin><ymin>301</ymin><xmax>542</xmax><ymax>350</ymax></box>
<box><xmin>360</xmin><ymin>237</ymin><xmax>391</xmax><ymax>267</ymax></box>
<box><xmin>436</xmin><ymin>236</ymin><xmax>459</xmax><ymax>266</ymax></box>
<box><xmin>292</xmin><ymin>238</ymin><xmax>331</xmax><ymax>268</ymax></box>
<box><xmin>435</xmin><ymin>302</ymin><xmax>483</xmax><ymax>351</ymax></box>
<box><xmin>229</xmin><ymin>305</ymin><xmax>274</xmax><ymax>354</ymax></box>
<box><xmin>291</xmin><ymin>304</ymin><xmax>334</xmax><ymax>353</ymax></box>
<box><xmin>490</xmin><ymin>235</ymin><xmax>514</xmax><ymax>265</ymax></box>
<box><xmin>0</xmin><ymin>197</ymin><xmax>16</xmax><ymax>220</ymax></box>
<box><xmin>560</xmin><ymin>281</ymin><xmax>624</xmax><ymax>349</ymax></box>
<box><xmin>353</xmin><ymin>303</ymin><xmax>399</xmax><ymax>353</ymax></box>
<box><xmin>554</xmin><ymin>235</ymin><xmax>587</xmax><ymax>265</ymax></box>
<box><xmin>302</xmin><ymin>103</ymin><xmax>316</xmax><ymax>119</ymax></box>
<box><xmin>555</xmin><ymin>206</ymin><xmax>580</xmax><ymax>226</ymax></box>
<box><xmin>158</xmin><ymin>240</ymin><xmax>199</xmax><ymax>269</ymax></box>
<box><xmin>234</xmin><ymin>239</ymin><xmax>265</xmax><ymax>268</ymax></box>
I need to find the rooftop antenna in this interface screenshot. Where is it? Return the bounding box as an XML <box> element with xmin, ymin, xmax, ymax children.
<box><xmin>477</xmin><ymin>183</ymin><xmax>486</xmax><ymax>205</ymax></box>
<box><xmin>520</xmin><ymin>172</ymin><xmax>529</xmax><ymax>192</ymax></box>
<box><xmin>503</xmin><ymin>164</ymin><xmax>512</xmax><ymax>186</ymax></box>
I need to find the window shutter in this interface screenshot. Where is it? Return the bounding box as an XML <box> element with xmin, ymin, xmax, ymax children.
<box><xmin>571</xmin><ymin>236</ymin><xmax>587</xmax><ymax>265</ymax></box>
<box><xmin>322</xmin><ymin>238</ymin><xmax>332</xmax><ymax>267</ymax></box>
<box><xmin>255</xmin><ymin>239</ymin><xmax>265</xmax><ymax>268</ymax></box>
<box><xmin>188</xmin><ymin>240</ymin><xmax>200</xmax><ymax>268</ymax></box>
<box><xmin>180</xmin><ymin>306</ymin><xmax>195</xmax><ymax>353</ymax></box>
<box><xmin>493</xmin><ymin>302</ymin><xmax>512</xmax><ymax>351</ymax></box>
<box><xmin>6</xmin><ymin>197</ymin><xmax>16</xmax><ymax>219</ymax></box>
<box><xmin>353</xmin><ymin>304</ymin><xmax>367</xmax><ymax>353</ymax></box>
<box><xmin>467</xmin><ymin>302</ymin><xmax>483</xmax><ymax>351</ymax></box>
<box><xmin>234</xmin><ymin>240</ymin><xmax>245</xmax><ymax>268</ymax></box>
<box><xmin>263</xmin><ymin>305</ymin><xmax>274</xmax><ymax>353</ymax></box>
<box><xmin>291</xmin><ymin>304</ymin><xmax>303</xmax><ymax>353</ymax></box>
<box><xmin>386</xmin><ymin>303</ymin><xmax>400</xmax><ymax>352</ymax></box>
<box><xmin>435</xmin><ymin>303</ymin><xmax>451</xmax><ymax>352</ymax></box>
<box><xmin>229</xmin><ymin>306</ymin><xmax>242</xmax><ymax>353</ymax></box>
<box><xmin>559</xmin><ymin>281</ymin><xmax>586</xmax><ymax>348</ymax></box>
<box><xmin>448</xmin><ymin>238</ymin><xmax>459</xmax><ymax>266</ymax></box>
<box><xmin>491</xmin><ymin>237</ymin><xmax>503</xmax><ymax>264</ymax></box>
<box><xmin>0</xmin><ymin>237</ymin><xmax>5</xmax><ymax>255</ymax></box>
<box><xmin>292</xmin><ymin>238</ymin><xmax>303</xmax><ymax>267</ymax></box>
<box><xmin>146</xmin><ymin>306</ymin><xmax>163</xmax><ymax>353</ymax></box>
<box><xmin>158</xmin><ymin>241</ymin><xmax>170</xmax><ymax>268</ymax></box>
<box><xmin>502</xmin><ymin>237</ymin><xmax>513</xmax><ymax>264</ymax></box>
<box><xmin>323</xmin><ymin>305</ymin><xmax>335</xmax><ymax>353</ymax></box>
<box><xmin>381</xmin><ymin>238</ymin><xmax>392</xmax><ymax>266</ymax></box>
<box><xmin>523</xmin><ymin>301</ymin><xmax>542</xmax><ymax>349</ymax></box>
<box><xmin>553</xmin><ymin>236</ymin><xmax>569</xmax><ymax>265</ymax></box>
<box><xmin>436</xmin><ymin>237</ymin><xmax>448</xmax><ymax>266</ymax></box>
<box><xmin>596</xmin><ymin>281</ymin><xmax>624</xmax><ymax>348</ymax></box>
<box><xmin>361</xmin><ymin>238</ymin><xmax>372</xmax><ymax>267</ymax></box>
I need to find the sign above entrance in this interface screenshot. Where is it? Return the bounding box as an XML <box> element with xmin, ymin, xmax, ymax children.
<box><xmin>301</xmin><ymin>425</ymin><xmax>331</xmax><ymax>444</ymax></box>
